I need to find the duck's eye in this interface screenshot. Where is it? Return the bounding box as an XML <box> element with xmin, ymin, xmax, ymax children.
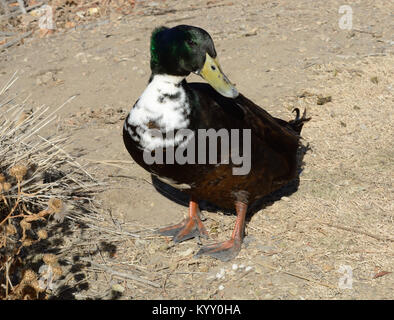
<box><xmin>211</xmin><ymin>65</ymin><xmax>216</xmax><ymax>71</ymax></box>
<box><xmin>187</xmin><ymin>39</ymin><xmax>196</xmax><ymax>47</ymax></box>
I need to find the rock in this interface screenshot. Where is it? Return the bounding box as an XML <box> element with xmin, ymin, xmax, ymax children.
<box><xmin>179</xmin><ymin>247</ymin><xmax>193</xmax><ymax>257</ymax></box>
<box><xmin>289</xmin><ymin>288</ymin><xmax>298</xmax><ymax>296</ymax></box>
<box><xmin>216</xmin><ymin>268</ymin><xmax>226</xmax><ymax>279</ymax></box>
<box><xmin>75</xmin><ymin>52</ymin><xmax>89</xmax><ymax>64</ymax></box>
<box><xmin>244</xmin><ymin>28</ymin><xmax>258</xmax><ymax>37</ymax></box>
<box><xmin>111</xmin><ymin>283</ymin><xmax>125</xmax><ymax>293</ymax></box>
<box><xmin>37</xmin><ymin>71</ymin><xmax>55</xmax><ymax>85</ymax></box>
<box><xmin>317</xmin><ymin>95</ymin><xmax>332</xmax><ymax>105</ymax></box>
<box><xmin>264</xmin><ymin>293</ymin><xmax>273</xmax><ymax>299</ymax></box>
<box><xmin>370</xmin><ymin>76</ymin><xmax>378</xmax><ymax>84</ymax></box>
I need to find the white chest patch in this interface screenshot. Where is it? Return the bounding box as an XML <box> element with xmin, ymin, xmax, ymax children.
<box><xmin>125</xmin><ymin>74</ymin><xmax>192</xmax><ymax>151</ymax></box>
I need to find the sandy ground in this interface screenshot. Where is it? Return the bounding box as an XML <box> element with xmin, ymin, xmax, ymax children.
<box><xmin>1</xmin><ymin>0</ymin><xmax>393</xmax><ymax>299</ymax></box>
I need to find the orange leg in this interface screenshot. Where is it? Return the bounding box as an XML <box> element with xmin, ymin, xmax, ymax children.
<box><xmin>195</xmin><ymin>201</ymin><xmax>247</xmax><ymax>261</ymax></box>
<box><xmin>157</xmin><ymin>199</ymin><xmax>208</xmax><ymax>243</ymax></box>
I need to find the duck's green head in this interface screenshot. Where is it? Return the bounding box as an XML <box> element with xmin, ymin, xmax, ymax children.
<box><xmin>150</xmin><ymin>25</ymin><xmax>238</xmax><ymax>98</ymax></box>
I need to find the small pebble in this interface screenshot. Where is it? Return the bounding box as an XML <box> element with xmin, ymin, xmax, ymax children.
<box><xmin>289</xmin><ymin>288</ymin><xmax>298</xmax><ymax>296</ymax></box>
<box><xmin>264</xmin><ymin>293</ymin><xmax>273</xmax><ymax>299</ymax></box>
<box><xmin>179</xmin><ymin>248</ymin><xmax>193</xmax><ymax>257</ymax></box>
<box><xmin>218</xmin><ymin>284</ymin><xmax>225</xmax><ymax>291</ymax></box>
<box><xmin>216</xmin><ymin>268</ymin><xmax>225</xmax><ymax>279</ymax></box>
<box><xmin>370</xmin><ymin>76</ymin><xmax>378</xmax><ymax>84</ymax></box>
<box><xmin>232</xmin><ymin>264</ymin><xmax>238</xmax><ymax>271</ymax></box>
<box><xmin>112</xmin><ymin>283</ymin><xmax>125</xmax><ymax>293</ymax></box>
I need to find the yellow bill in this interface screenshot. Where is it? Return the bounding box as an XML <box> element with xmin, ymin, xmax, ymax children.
<box><xmin>198</xmin><ymin>53</ymin><xmax>239</xmax><ymax>98</ymax></box>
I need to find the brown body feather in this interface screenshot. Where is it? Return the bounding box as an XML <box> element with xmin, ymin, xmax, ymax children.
<box><xmin>123</xmin><ymin>82</ymin><xmax>309</xmax><ymax>209</ymax></box>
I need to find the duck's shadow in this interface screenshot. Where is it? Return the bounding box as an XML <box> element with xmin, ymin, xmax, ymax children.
<box><xmin>152</xmin><ymin>144</ymin><xmax>310</xmax><ymax>223</ymax></box>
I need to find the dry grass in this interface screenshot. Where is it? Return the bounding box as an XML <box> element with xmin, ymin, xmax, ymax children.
<box><xmin>0</xmin><ymin>72</ymin><xmax>104</xmax><ymax>299</ymax></box>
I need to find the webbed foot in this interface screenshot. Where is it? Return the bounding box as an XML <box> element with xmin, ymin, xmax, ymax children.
<box><xmin>156</xmin><ymin>200</ymin><xmax>208</xmax><ymax>243</ymax></box>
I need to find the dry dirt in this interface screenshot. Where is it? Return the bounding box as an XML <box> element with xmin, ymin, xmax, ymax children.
<box><xmin>1</xmin><ymin>0</ymin><xmax>393</xmax><ymax>299</ymax></box>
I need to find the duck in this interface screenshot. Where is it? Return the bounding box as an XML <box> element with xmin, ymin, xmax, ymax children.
<box><xmin>123</xmin><ymin>25</ymin><xmax>310</xmax><ymax>261</ymax></box>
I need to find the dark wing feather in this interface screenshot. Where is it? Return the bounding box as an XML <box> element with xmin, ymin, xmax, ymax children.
<box><xmin>187</xmin><ymin>83</ymin><xmax>301</xmax><ymax>154</ymax></box>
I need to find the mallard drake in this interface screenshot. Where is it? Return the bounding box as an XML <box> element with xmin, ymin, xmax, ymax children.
<box><xmin>123</xmin><ymin>25</ymin><xmax>309</xmax><ymax>261</ymax></box>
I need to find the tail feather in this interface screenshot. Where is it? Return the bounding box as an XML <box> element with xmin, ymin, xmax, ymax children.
<box><xmin>287</xmin><ymin>108</ymin><xmax>311</xmax><ymax>135</ymax></box>
<box><xmin>273</xmin><ymin>108</ymin><xmax>310</xmax><ymax>135</ymax></box>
